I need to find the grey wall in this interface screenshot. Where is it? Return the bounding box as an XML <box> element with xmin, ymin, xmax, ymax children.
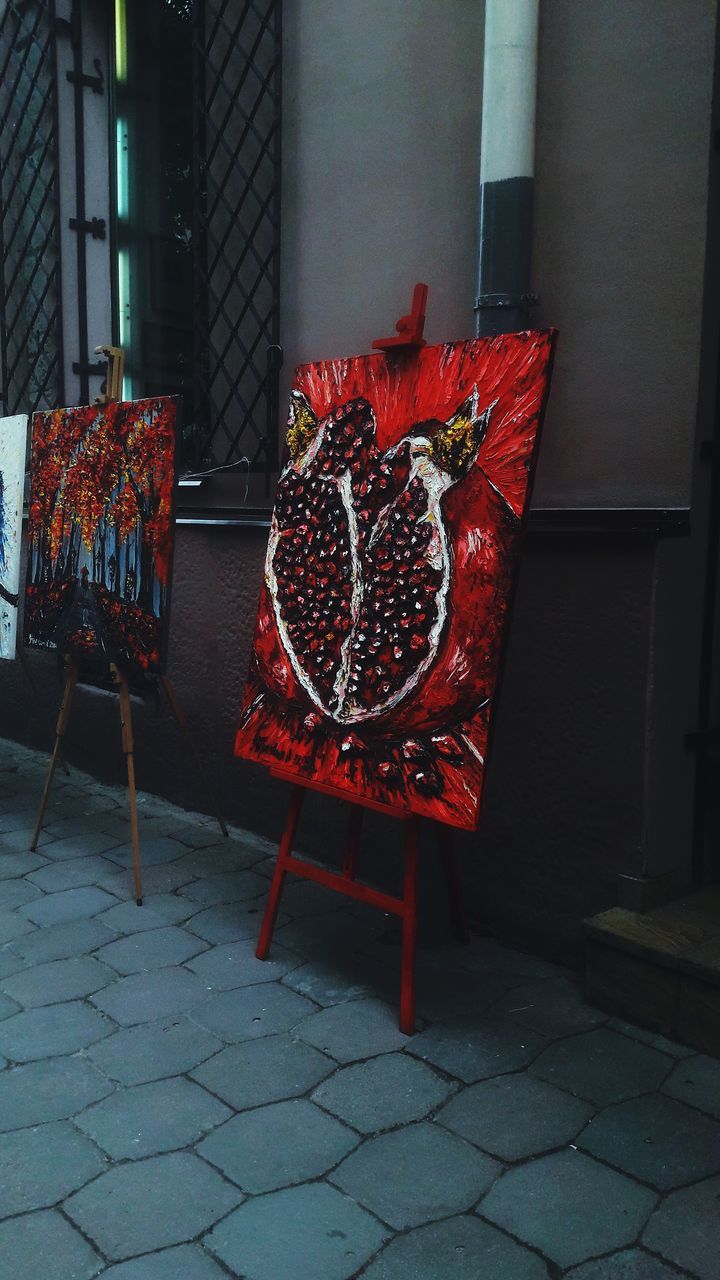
<box><xmin>1</xmin><ymin>0</ymin><xmax>717</xmax><ymax>961</ymax></box>
<box><xmin>280</xmin><ymin>0</ymin><xmax>715</xmax><ymax>506</ymax></box>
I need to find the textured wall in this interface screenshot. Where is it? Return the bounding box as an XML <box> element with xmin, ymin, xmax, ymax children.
<box><xmin>0</xmin><ymin>0</ymin><xmax>716</xmax><ymax>960</ymax></box>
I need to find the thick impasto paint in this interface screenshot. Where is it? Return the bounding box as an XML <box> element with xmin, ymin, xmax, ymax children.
<box><xmin>0</xmin><ymin>414</ymin><xmax>28</xmax><ymax>661</ymax></box>
<box><xmin>236</xmin><ymin>330</ymin><xmax>556</xmax><ymax>831</ymax></box>
<box><xmin>24</xmin><ymin>397</ymin><xmax>179</xmax><ymax>685</ymax></box>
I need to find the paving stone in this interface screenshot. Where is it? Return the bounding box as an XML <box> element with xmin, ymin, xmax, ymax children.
<box><xmin>94</xmin><ymin>927</ymin><xmax>207</xmax><ymax>974</ymax></box>
<box><xmin>279</xmin><ymin>879</ymin><xmax>349</xmax><ymax>916</ymax></box>
<box><xmin>106</xmin><ymin>836</ymin><xmax>187</xmax><ymax>867</ymax></box>
<box><xmin>282</xmin><ymin>955</ymin><xmax>396</xmax><ymax>1007</ymax></box>
<box><xmin>0</xmin><ymin>1056</ymin><xmax>112</xmax><ymax>1130</ymax></box>
<box><xmin>0</xmin><ymin>1209</ymin><xmax>102</xmax><ymax>1280</ymax></box>
<box><xmin>149</xmin><ymin>821</ymin><xmax>228</xmax><ymax>850</ymax></box>
<box><xmin>65</xmin><ymin>1151</ymin><xmax>243</xmax><ymax>1262</ymax></box>
<box><xmin>190</xmin><ymin>1032</ymin><xmax>335</xmax><ymax>1109</ymax></box>
<box><xmin>19</xmin><ymin>886</ymin><xmax>119</xmax><ymax>926</ymax></box>
<box><xmin>198</xmin><ymin>1097</ymin><xmax>358</xmax><ymax>1192</ymax></box>
<box><xmin>88</xmin><ymin>1014</ymin><xmax>224</xmax><ymax>1085</ymax></box>
<box><xmin>361</xmin><ymin>1213</ymin><xmax>550</xmax><ymax>1280</ymax></box>
<box><xmin>530</xmin><ymin>1028</ymin><xmax>672</xmax><ymax>1105</ymax></box>
<box><xmin>96</xmin><ymin>901</ymin><xmax>178</xmax><ymax>934</ymax></box>
<box><xmin>101</xmin><ymin>1245</ymin><xmax>227</xmax><ymax>1279</ymax></box>
<box><xmin>0</xmin><ymin>948</ymin><xmax>26</xmax><ymax>978</ymax></box>
<box><xmin>606</xmin><ymin>1018</ymin><xmax>659</xmax><ymax>1045</ymax></box>
<box><xmin>172</xmin><ymin>843</ymin><xmax>266</xmax><ymax>877</ymax></box>
<box><xmin>643</xmin><ymin>1174</ymin><xmax>720</xmax><ymax>1280</ymax></box>
<box><xmin>489</xmin><ymin>976</ymin><xmax>607</xmax><ymax>1038</ymax></box>
<box><xmin>76</xmin><ymin>1075</ymin><xmax>231</xmax><ymax>1159</ymax></box>
<box><xmin>0</xmin><ymin>878</ymin><xmax>44</xmax><ymax>910</ymax></box>
<box><xmin>141</xmin><ymin>893</ymin><xmax>198</xmax><ymax>924</ymax></box>
<box><xmin>96</xmin><ymin>864</ymin><xmax>195</xmax><ymax>898</ymax></box>
<box><xmin>91</xmin><ymin>967</ymin><xmax>210</xmax><ymax>1025</ymax></box>
<box><xmin>184</xmin><ymin>901</ymin><xmax>274</xmax><ymax>944</ymax></box>
<box><xmin>193</xmin><ymin>982</ymin><xmax>314</xmax><ymax>1041</ymax></box>
<box><xmin>332</xmin><ymin>1122</ymin><xmax>498</xmax><ymax>1229</ymax></box>
<box><xmin>0</xmin><ymin>808</ymin><xmax>43</xmax><ymax>834</ymax></box>
<box><xmin>8</xmin><ymin>918</ymin><xmax>115</xmax><ymax>964</ymax></box>
<box><xmin>206</xmin><ymin>1182</ymin><xmax>388</xmax><ymax>1280</ymax></box>
<box><xmin>0</xmin><ymin>992</ymin><xmax>19</xmax><ymax>1020</ymax></box>
<box><xmin>0</xmin><ymin>1000</ymin><xmax>113</xmax><ymax>1061</ymax></box>
<box><xmin>0</xmin><ymin>827</ymin><xmax>50</xmax><ymax>854</ymax></box>
<box><xmin>186</xmin><ymin>938</ymin><xmax>300</xmax><ymax>989</ymax></box>
<box><xmin>0</xmin><ymin>909</ymin><xmax>34</xmax><ymax>944</ymax></box>
<box><xmin>43</xmin><ymin>812</ymin><xmax>128</xmax><ymax>841</ymax></box>
<box><xmin>578</xmin><ymin>1092</ymin><xmax>720</xmax><ymax>1189</ymax></box>
<box><xmin>313</xmin><ymin>1052</ymin><xmax>454</xmax><ymax>1133</ymax></box>
<box><xmin>0</xmin><ymin>1120</ymin><xmax>106</xmax><ymax>1217</ymax></box>
<box><xmin>649</xmin><ymin>1034</ymin><xmax>695</xmax><ymax>1057</ymax></box>
<box><xmin>0</xmin><ymin>850</ymin><xmax>49</xmax><ymax>880</ymax></box>
<box><xmin>566</xmin><ymin>1247</ymin><xmax>693</xmax><ymax>1279</ymax></box>
<box><xmin>178</xmin><ymin>870</ymin><xmax>267</xmax><ymax>907</ymax></box>
<box><xmin>297</xmin><ymin>998</ymin><xmax>410</xmax><ymax>1062</ymax></box>
<box><xmin>407</xmin><ymin>1015</ymin><xmax>547</xmax><ymax>1083</ymax></box>
<box><xmin>437</xmin><ymin>1071</ymin><xmax>594</xmax><ymax>1161</ymax></box>
<box><xmin>479</xmin><ymin>1150</ymin><xmax>657</xmax><ymax>1269</ymax></box>
<box><xmin>663</xmin><ymin>1053</ymin><xmax>720</xmax><ymax>1118</ymax></box>
<box><xmin>0</xmin><ymin>955</ymin><xmax>115</xmax><ymax>1008</ymax></box>
<box><xmin>40</xmin><ymin>832</ymin><xmax>124</xmax><ymax>860</ymax></box>
<box><xmin>414</xmin><ymin>965</ymin><xmax>510</xmax><ymax>1021</ymax></box>
<box><xmin>26</xmin><ymin>855</ymin><xmax>121</xmax><ymax>893</ymax></box>
<box><xmin>276</xmin><ymin>910</ymin><xmax>378</xmax><ymax>961</ymax></box>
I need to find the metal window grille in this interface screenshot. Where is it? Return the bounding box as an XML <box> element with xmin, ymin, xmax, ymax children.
<box><xmin>0</xmin><ymin>0</ymin><xmax>64</xmax><ymax>417</ymax></box>
<box><xmin>191</xmin><ymin>0</ymin><xmax>282</xmax><ymax>477</ymax></box>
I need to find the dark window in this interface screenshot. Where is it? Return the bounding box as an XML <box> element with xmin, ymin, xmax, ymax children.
<box><xmin>112</xmin><ymin>0</ymin><xmax>282</xmax><ymax>488</ymax></box>
<box><xmin>0</xmin><ymin>0</ymin><xmax>64</xmax><ymax>416</ymax></box>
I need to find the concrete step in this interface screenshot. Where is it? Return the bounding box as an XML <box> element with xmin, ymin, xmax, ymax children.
<box><xmin>585</xmin><ymin>887</ymin><xmax>720</xmax><ymax>1056</ymax></box>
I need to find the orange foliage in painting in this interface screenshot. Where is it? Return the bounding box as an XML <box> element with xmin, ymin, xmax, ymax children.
<box><xmin>28</xmin><ymin>399</ymin><xmax>177</xmax><ymax>586</ymax></box>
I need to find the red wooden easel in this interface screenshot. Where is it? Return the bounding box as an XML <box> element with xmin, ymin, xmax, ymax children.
<box><xmin>256</xmin><ymin>770</ymin><xmax>470</xmax><ymax>1035</ymax></box>
<box><xmin>255</xmin><ymin>285</ymin><xmax>470</xmax><ymax>1035</ymax></box>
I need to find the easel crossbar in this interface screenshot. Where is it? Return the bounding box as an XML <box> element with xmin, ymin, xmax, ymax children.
<box><xmin>284</xmin><ymin>854</ymin><xmax>407</xmax><ymax>918</ymax></box>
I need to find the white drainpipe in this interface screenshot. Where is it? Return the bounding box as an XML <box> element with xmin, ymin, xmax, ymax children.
<box><xmin>475</xmin><ymin>0</ymin><xmax>540</xmax><ymax>336</ymax></box>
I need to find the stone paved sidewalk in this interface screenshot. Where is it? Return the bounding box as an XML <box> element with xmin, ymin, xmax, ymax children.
<box><xmin>0</xmin><ymin>740</ymin><xmax>718</xmax><ymax>1280</ymax></box>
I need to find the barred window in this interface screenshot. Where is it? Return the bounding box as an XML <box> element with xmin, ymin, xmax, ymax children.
<box><xmin>0</xmin><ymin>0</ymin><xmax>64</xmax><ymax>416</ymax></box>
<box><xmin>0</xmin><ymin>0</ymin><xmax>282</xmax><ymax>501</ymax></box>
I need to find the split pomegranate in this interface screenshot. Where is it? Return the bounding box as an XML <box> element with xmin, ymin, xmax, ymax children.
<box><xmin>263</xmin><ymin>389</ymin><xmax>493</xmax><ymax>728</ymax></box>
<box><xmin>237</xmin><ymin>331</ymin><xmax>557</xmax><ymax>830</ymax></box>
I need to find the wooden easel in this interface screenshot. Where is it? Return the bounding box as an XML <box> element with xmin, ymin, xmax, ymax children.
<box><xmin>30</xmin><ymin>345</ymin><xmax>228</xmax><ymax>903</ymax></box>
<box><xmin>256</xmin><ymin>770</ymin><xmax>469</xmax><ymax>1035</ymax></box>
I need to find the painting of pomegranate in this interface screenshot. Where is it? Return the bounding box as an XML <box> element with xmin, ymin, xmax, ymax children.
<box><xmin>235</xmin><ymin>330</ymin><xmax>556</xmax><ymax>830</ymax></box>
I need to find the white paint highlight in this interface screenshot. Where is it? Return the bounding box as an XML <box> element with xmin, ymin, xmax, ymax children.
<box><xmin>0</xmin><ymin>415</ymin><xmax>28</xmax><ymax>660</ymax></box>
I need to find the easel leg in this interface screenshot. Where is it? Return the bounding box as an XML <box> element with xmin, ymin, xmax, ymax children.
<box><xmin>400</xmin><ymin>817</ymin><xmax>420</xmax><ymax>1035</ymax></box>
<box><xmin>31</xmin><ymin>657</ymin><xmax>79</xmax><ymax>851</ymax></box>
<box><xmin>436</xmin><ymin>822</ymin><xmax>471</xmax><ymax>944</ymax></box>
<box><xmin>159</xmin><ymin>675</ymin><xmax>228</xmax><ymax>838</ymax></box>
<box><xmin>256</xmin><ymin>785</ymin><xmax>305</xmax><ymax>960</ymax></box>
<box><xmin>112</xmin><ymin>665</ymin><xmax>143</xmax><ymax>906</ymax></box>
<box><xmin>342</xmin><ymin>805</ymin><xmax>363</xmax><ymax>879</ymax></box>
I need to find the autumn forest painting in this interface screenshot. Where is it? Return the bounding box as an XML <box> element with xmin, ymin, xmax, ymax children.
<box><xmin>24</xmin><ymin>397</ymin><xmax>179</xmax><ymax>685</ymax></box>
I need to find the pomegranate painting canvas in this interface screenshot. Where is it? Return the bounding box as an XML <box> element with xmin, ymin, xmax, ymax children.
<box><xmin>236</xmin><ymin>330</ymin><xmax>556</xmax><ymax>830</ymax></box>
<box><xmin>24</xmin><ymin>397</ymin><xmax>179</xmax><ymax>688</ymax></box>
